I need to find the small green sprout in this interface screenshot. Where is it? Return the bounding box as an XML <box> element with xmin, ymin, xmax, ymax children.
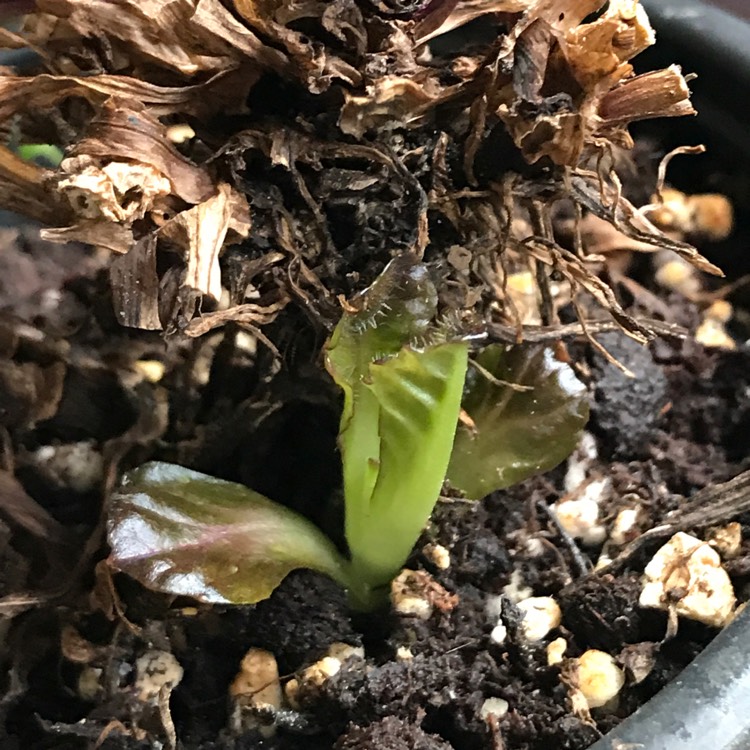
<box><xmin>107</xmin><ymin>255</ymin><xmax>588</xmax><ymax>610</ymax></box>
<box><xmin>15</xmin><ymin>143</ymin><xmax>64</xmax><ymax>168</ymax></box>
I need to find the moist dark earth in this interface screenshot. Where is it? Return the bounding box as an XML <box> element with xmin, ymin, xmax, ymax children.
<box><xmin>1</xmin><ymin>203</ymin><xmax>750</xmax><ymax>750</ymax></box>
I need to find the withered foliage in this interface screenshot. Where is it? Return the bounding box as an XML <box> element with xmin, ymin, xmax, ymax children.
<box><xmin>0</xmin><ymin>0</ymin><xmax>720</xmax><ymax>340</ymax></box>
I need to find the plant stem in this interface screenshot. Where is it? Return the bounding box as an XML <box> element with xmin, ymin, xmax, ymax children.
<box><xmin>345</xmin><ymin>576</ymin><xmax>390</xmax><ymax>612</ymax></box>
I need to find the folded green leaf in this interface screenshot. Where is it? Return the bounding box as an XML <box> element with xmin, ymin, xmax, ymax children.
<box><xmin>447</xmin><ymin>345</ymin><xmax>589</xmax><ymax>500</ymax></box>
<box><xmin>345</xmin><ymin>341</ymin><xmax>468</xmax><ymax>590</ymax></box>
<box><xmin>107</xmin><ymin>462</ymin><xmax>349</xmax><ymax>604</ymax></box>
<box><xmin>326</xmin><ymin>256</ymin><xmax>440</xmax><ymax>528</ymax></box>
<box><xmin>326</xmin><ymin>255</ymin><xmax>469</xmax><ymax>597</ymax></box>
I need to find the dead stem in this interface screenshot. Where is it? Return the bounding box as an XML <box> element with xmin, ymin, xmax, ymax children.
<box><xmin>485</xmin><ymin>317</ymin><xmax>688</xmax><ymax>346</ymax></box>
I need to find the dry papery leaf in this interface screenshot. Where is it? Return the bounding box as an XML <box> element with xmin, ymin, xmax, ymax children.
<box><xmin>30</xmin><ymin>0</ymin><xmax>289</xmax><ymax>77</ymax></box>
<box><xmin>0</xmin><ymin>70</ymin><xmax>262</xmax><ymax>121</ymax></box>
<box><xmin>0</xmin><ymin>0</ymin><xmax>716</xmax><ymax>340</ymax></box>
<box><xmin>38</xmin><ymin>99</ymin><xmax>253</xmax><ymax>328</ymax></box>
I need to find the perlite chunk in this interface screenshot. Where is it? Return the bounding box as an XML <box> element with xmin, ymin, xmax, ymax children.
<box><xmin>639</xmin><ymin>532</ymin><xmax>736</xmax><ymax>628</ymax></box>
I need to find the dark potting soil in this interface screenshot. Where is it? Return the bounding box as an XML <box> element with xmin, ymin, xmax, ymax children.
<box><xmin>1</xmin><ymin>224</ymin><xmax>750</xmax><ymax>750</ymax></box>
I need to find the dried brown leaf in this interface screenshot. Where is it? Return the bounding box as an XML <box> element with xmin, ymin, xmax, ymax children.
<box><xmin>415</xmin><ymin>0</ymin><xmax>528</xmax><ymax>45</ymax></box>
<box><xmin>34</xmin><ymin>0</ymin><xmax>288</xmax><ymax>76</ymax></box>
<box><xmin>41</xmin><ymin>221</ymin><xmax>134</xmax><ymax>255</ymax></box>
<box><xmin>159</xmin><ymin>183</ymin><xmax>251</xmax><ymax>302</ymax></box>
<box><xmin>570</xmin><ymin>172</ymin><xmax>722</xmax><ymax>276</ymax></box>
<box><xmin>340</xmin><ymin>76</ymin><xmax>440</xmax><ymax>138</ymax></box>
<box><xmin>462</xmin><ymin>0</ymin><xmax>693</xmax><ymax>167</ymax></box>
<box><xmin>484</xmin><ymin>0</ymin><xmax>603</xmax><ymax>66</ymax></box>
<box><xmin>0</xmin><ymin>26</ymin><xmax>31</xmax><ymax>50</ymax></box>
<box><xmin>64</xmin><ymin>99</ymin><xmax>213</xmax><ymax>206</ymax></box>
<box><xmin>498</xmin><ymin>100</ymin><xmax>586</xmax><ymax>166</ymax></box>
<box><xmin>0</xmin><ymin>70</ymin><xmax>259</xmax><ymax>122</ymax></box>
<box><xmin>512</xmin><ymin>18</ymin><xmax>553</xmax><ymax>102</ymax></box>
<box><xmin>109</xmin><ymin>236</ymin><xmax>162</xmax><ymax>330</ymax></box>
<box><xmin>183</xmin><ymin>299</ymin><xmax>288</xmax><ymax>338</ymax></box>
<box><xmin>561</xmin><ymin>0</ymin><xmax>654</xmax><ymax>90</ymax></box>
<box><xmin>575</xmin><ymin>213</ymin><xmax>660</xmax><ymax>255</ymax></box>
<box><xmin>321</xmin><ymin>0</ymin><xmax>368</xmax><ymax>57</ymax></box>
<box><xmin>520</xmin><ymin>238</ymin><xmax>650</xmax><ymax>342</ymax></box>
<box><xmin>598</xmin><ymin>65</ymin><xmax>696</xmax><ymax>127</ymax></box>
<box><xmin>56</xmin><ymin>157</ymin><xmax>173</xmax><ymax>223</ymax></box>
<box><xmin>0</xmin><ymin>0</ymin><xmax>714</xmax><ymax>348</ymax></box>
<box><xmin>232</xmin><ymin>0</ymin><xmax>362</xmax><ymax>91</ymax></box>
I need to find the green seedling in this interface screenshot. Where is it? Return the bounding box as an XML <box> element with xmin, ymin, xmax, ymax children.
<box><xmin>108</xmin><ymin>255</ymin><xmax>588</xmax><ymax>610</ymax></box>
<box><xmin>16</xmin><ymin>143</ymin><xmax>64</xmax><ymax>168</ymax></box>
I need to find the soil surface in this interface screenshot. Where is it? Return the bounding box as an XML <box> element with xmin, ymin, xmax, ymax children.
<box><xmin>1</xmin><ymin>196</ymin><xmax>750</xmax><ymax>750</ymax></box>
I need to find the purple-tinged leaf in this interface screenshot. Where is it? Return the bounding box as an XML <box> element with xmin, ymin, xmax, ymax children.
<box><xmin>107</xmin><ymin>462</ymin><xmax>349</xmax><ymax>604</ymax></box>
<box><xmin>447</xmin><ymin>345</ymin><xmax>589</xmax><ymax>500</ymax></box>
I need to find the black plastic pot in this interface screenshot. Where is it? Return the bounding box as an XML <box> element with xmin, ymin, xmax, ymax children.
<box><xmin>639</xmin><ymin>0</ymin><xmax>750</xmax><ymax>160</ymax></box>
<box><xmin>592</xmin><ymin>604</ymin><xmax>750</xmax><ymax>750</ymax></box>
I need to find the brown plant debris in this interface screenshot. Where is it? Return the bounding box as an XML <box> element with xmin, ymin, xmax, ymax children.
<box><xmin>1</xmin><ymin>0</ymin><xmax>717</xmax><ymax>340</ymax></box>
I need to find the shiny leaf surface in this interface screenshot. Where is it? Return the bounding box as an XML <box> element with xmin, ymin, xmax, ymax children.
<box><xmin>447</xmin><ymin>345</ymin><xmax>589</xmax><ymax>500</ymax></box>
<box><xmin>108</xmin><ymin>462</ymin><xmax>349</xmax><ymax>603</ymax></box>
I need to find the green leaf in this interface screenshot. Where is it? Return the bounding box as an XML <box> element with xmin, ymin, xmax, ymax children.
<box><xmin>326</xmin><ymin>255</ymin><xmax>469</xmax><ymax>595</ymax></box>
<box><xmin>107</xmin><ymin>462</ymin><xmax>350</xmax><ymax>604</ymax></box>
<box><xmin>326</xmin><ymin>257</ymin><xmax>439</xmax><ymax>527</ymax></box>
<box><xmin>16</xmin><ymin>143</ymin><xmax>64</xmax><ymax>167</ymax></box>
<box><xmin>326</xmin><ymin>254</ymin><xmax>439</xmax><ymax>414</ymax></box>
<box><xmin>447</xmin><ymin>345</ymin><xmax>589</xmax><ymax>500</ymax></box>
<box><xmin>346</xmin><ymin>341</ymin><xmax>468</xmax><ymax>589</ymax></box>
